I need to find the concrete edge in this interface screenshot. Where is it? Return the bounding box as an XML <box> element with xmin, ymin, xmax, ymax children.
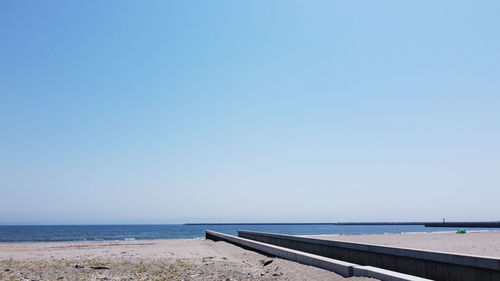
<box><xmin>206</xmin><ymin>230</ymin><xmax>354</xmax><ymax>277</ymax></box>
<box><xmin>206</xmin><ymin>230</ymin><xmax>434</xmax><ymax>281</ymax></box>
<box><xmin>238</xmin><ymin>230</ymin><xmax>500</xmax><ymax>270</ymax></box>
<box><xmin>353</xmin><ymin>266</ymin><xmax>432</xmax><ymax>281</ymax></box>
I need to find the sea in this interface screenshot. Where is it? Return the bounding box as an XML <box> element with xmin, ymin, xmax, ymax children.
<box><xmin>1</xmin><ymin>224</ymin><xmax>499</xmax><ymax>243</ymax></box>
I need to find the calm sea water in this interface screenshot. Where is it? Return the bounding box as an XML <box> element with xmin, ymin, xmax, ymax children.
<box><xmin>1</xmin><ymin>224</ymin><xmax>496</xmax><ymax>243</ymax></box>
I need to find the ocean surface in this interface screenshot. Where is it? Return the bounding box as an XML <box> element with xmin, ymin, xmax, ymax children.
<box><xmin>1</xmin><ymin>224</ymin><xmax>498</xmax><ymax>243</ymax></box>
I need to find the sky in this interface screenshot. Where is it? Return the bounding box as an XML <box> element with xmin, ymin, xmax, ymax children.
<box><xmin>1</xmin><ymin>1</ymin><xmax>499</xmax><ymax>225</ymax></box>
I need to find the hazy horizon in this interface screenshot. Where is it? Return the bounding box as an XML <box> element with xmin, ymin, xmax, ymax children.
<box><xmin>1</xmin><ymin>1</ymin><xmax>499</xmax><ymax>225</ymax></box>
<box><xmin>3</xmin><ymin>220</ymin><xmax>498</xmax><ymax>226</ymax></box>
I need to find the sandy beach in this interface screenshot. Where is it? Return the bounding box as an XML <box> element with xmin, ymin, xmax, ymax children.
<box><xmin>2</xmin><ymin>231</ymin><xmax>499</xmax><ymax>281</ymax></box>
<box><xmin>307</xmin><ymin>231</ymin><xmax>500</xmax><ymax>258</ymax></box>
<box><xmin>0</xmin><ymin>239</ymin><xmax>374</xmax><ymax>281</ymax></box>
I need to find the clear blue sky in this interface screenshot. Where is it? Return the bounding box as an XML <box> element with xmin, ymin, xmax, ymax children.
<box><xmin>1</xmin><ymin>1</ymin><xmax>499</xmax><ymax>224</ymax></box>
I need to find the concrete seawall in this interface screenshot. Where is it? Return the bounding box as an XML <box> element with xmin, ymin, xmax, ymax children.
<box><xmin>238</xmin><ymin>230</ymin><xmax>500</xmax><ymax>281</ymax></box>
<box><xmin>206</xmin><ymin>230</ymin><xmax>355</xmax><ymax>277</ymax></box>
<box><xmin>206</xmin><ymin>230</ymin><xmax>431</xmax><ymax>281</ymax></box>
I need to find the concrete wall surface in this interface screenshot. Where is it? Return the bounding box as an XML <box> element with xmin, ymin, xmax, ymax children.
<box><xmin>238</xmin><ymin>230</ymin><xmax>500</xmax><ymax>281</ymax></box>
<box><xmin>353</xmin><ymin>266</ymin><xmax>435</xmax><ymax>281</ymax></box>
<box><xmin>206</xmin><ymin>230</ymin><xmax>432</xmax><ymax>281</ymax></box>
<box><xmin>206</xmin><ymin>230</ymin><xmax>355</xmax><ymax>277</ymax></box>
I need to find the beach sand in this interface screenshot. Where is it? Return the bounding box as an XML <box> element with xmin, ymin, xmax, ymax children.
<box><xmin>307</xmin><ymin>231</ymin><xmax>500</xmax><ymax>258</ymax></box>
<box><xmin>0</xmin><ymin>239</ymin><xmax>374</xmax><ymax>281</ymax></box>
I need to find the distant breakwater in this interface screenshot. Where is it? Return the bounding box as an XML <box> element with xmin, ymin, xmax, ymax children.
<box><xmin>186</xmin><ymin>221</ymin><xmax>500</xmax><ymax>228</ymax></box>
<box><xmin>425</xmin><ymin>221</ymin><xmax>500</xmax><ymax>228</ymax></box>
<box><xmin>185</xmin><ymin>222</ymin><xmax>431</xmax><ymax>226</ymax></box>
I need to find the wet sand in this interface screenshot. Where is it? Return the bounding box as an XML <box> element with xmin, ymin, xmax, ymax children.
<box><xmin>0</xmin><ymin>239</ymin><xmax>374</xmax><ymax>281</ymax></box>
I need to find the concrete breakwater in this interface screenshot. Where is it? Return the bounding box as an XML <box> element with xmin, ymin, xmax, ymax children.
<box><xmin>424</xmin><ymin>221</ymin><xmax>500</xmax><ymax>228</ymax></box>
<box><xmin>238</xmin><ymin>230</ymin><xmax>500</xmax><ymax>281</ymax></box>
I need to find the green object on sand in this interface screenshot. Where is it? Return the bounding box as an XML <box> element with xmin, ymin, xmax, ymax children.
<box><xmin>456</xmin><ymin>228</ymin><xmax>467</xmax><ymax>234</ymax></box>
